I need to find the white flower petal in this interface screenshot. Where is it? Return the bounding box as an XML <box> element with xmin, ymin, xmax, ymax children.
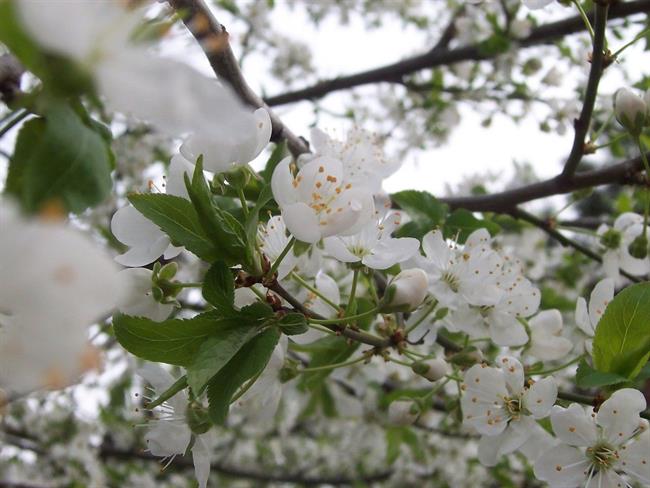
<box><xmin>534</xmin><ymin>444</ymin><xmax>588</xmax><ymax>487</ymax></box>
<box><xmin>596</xmin><ymin>388</ymin><xmax>647</xmax><ymax>444</ymax></box>
<box><xmin>550</xmin><ymin>404</ymin><xmax>598</xmax><ymax>447</ymax></box>
<box><xmin>282</xmin><ymin>203</ymin><xmax>321</xmax><ymax>243</ymax></box>
<box><xmin>523</xmin><ymin>377</ymin><xmax>557</xmax><ymax>419</ymax></box>
<box><xmin>588</xmin><ymin>278</ymin><xmax>614</xmax><ymax>329</ymax></box>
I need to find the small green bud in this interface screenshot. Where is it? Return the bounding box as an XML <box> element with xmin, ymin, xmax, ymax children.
<box><xmin>186</xmin><ymin>403</ymin><xmax>212</xmax><ymax>435</ymax></box>
<box><xmin>279</xmin><ymin>360</ymin><xmax>299</xmax><ymax>383</ymax></box>
<box><xmin>158</xmin><ymin>262</ymin><xmax>178</xmax><ymax>281</ymax></box>
<box><xmin>224</xmin><ymin>166</ymin><xmax>251</xmax><ymax>189</ymax></box>
<box><xmin>600</xmin><ymin>228</ymin><xmax>621</xmax><ymax>250</ymax></box>
<box><xmin>628</xmin><ymin>234</ymin><xmax>649</xmax><ymax>259</ymax></box>
<box><xmin>151</xmin><ymin>286</ymin><xmax>164</xmax><ymax>302</ymax></box>
<box><xmin>434</xmin><ymin>307</ymin><xmax>449</xmax><ymax>321</ymax></box>
<box><xmin>152</xmin><ymin>261</ymin><xmax>162</xmax><ymax>277</ymax></box>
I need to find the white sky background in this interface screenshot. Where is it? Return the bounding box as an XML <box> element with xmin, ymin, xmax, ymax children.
<box><xmin>163</xmin><ymin>0</ymin><xmax>649</xmax><ymax>199</ymax></box>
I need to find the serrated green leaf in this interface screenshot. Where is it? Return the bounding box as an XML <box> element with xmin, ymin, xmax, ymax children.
<box><xmin>443</xmin><ymin>208</ymin><xmax>500</xmax><ymax>243</ymax></box>
<box><xmin>128</xmin><ymin>193</ymin><xmax>218</xmax><ymax>262</ymax></box>
<box><xmin>113</xmin><ymin>313</ymin><xmax>222</xmax><ymax>366</ymax></box>
<box><xmin>391</xmin><ymin>190</ymin><xmax>448</xmax><ymax>239</ymax></box>
<box><xmin>206</xmin><ymin>327</ymin><xmax>280</xmax><ymax>424</ymax></box>
<box><xmin>575</xmin><ymin>359</ymin><xmax>628</xmax><ymax>388</ymax></box>
<box><xmin>593</xmin><ymin>282</ymin><xmax>650</xmax><ymax>379</ymax></box>
<box><xmin>184</xmin><ymin>160</ymin><xmax>248</xmax><ymax>265</ymax></box>
<box><xmin>186</xmin><ymin>322</ymin><xmax>261</xmax><ymax>394</ymax></box>
<box><xmin>7</xmin><ymin>103</ymin><xmax>112</xmax><ymax>213</ymax></box>
<box><xmin>202</xmin><ymin>261</ymin><xmax>236</xmax><ymax>315</ymax></box>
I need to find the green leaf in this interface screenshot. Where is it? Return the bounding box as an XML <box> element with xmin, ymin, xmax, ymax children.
<box><xmin>391</xmin><ymin>190</ymin><xmax>448</xmax><ymax>239</ymax></box>
<box><xmin>184</xmin><ymin>160</ymin><xmax>248</xmax><ymax>266</ymax></box>
<box><xmin>206</xmin><ymin>327</ymin><xmax>280</xmax><ymax>424</ymax></box>
<box><xmin>186</xmin><ymin>321</ymin><xmax>262</xmax><ymax>394</ymax></box>
<box><xmin>443</xmin><ymin>209</ymin><xmax>500</xmax><ymax>243</ymax></box>
<box><xmin>259</xmin><ymin>141</ymin><xmax>287</xmax><ymax>183</ymax></box>
<box><xmin>277</xmin><ymin>313</ymin><xmax>308</xmax><ymax>335</ymax></box>
<box><xmin>386</xmin><ymin>427</ymin><xmax>403</xmax><ymax>465</ymax></box>
<box><xmin>7</xmin><ymin>102</ymin><xmax>112</xmax><ymax>213</ymax></box>
<box><xmin>575</xmin><ymin>360</ymin><xmax>628</xmax><ymax>389</ymax></box>
<box><xmin>128</xmin><ymin>193</ymin><xmax>218</xmax><ymax>262</ymax></box>
<box><xmin>245</xmin><ymin>183</ymin><xmax>274</xmax><ymax>247</ymax></box>
<box><xmin>593</xmin><ymin>282</ymin><xmax>650</xmax><ymax>379</ymax></box>
<box><xmin>113</xmin><ymin>313</ymin><xmax>222</xmax><ymax>366</ymax></box>
<box><xmin>202</xmin><ymin>261</ymin><xmax>236</xmax><ymax>315</ymax></box>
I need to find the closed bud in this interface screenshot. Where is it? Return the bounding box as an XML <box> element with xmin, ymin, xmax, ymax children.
<box><xmin>450</xmin><ymin>348</ymin><xmax>483</xmax><ymax>367</ymax></box>
<box><xmin>388</xmin><ymin>400</ymin><xmax>419</xmax><ymax>426</ymax></box>
<box><xmin>382</xmin><ymin>268</ymin><xmax>429</xmax><ymax>312</ymax></box>
<box><xmin>157</xmin><ymin>262</ymin><xmax>178</xmax><ymax>281</ymax></box>
<box><xmin>279</xmin><ymin>360</ymin><xmax>299</xmax><ymax>383</ymax></box>
<box><xmin>600</xmin><ymin>228</ymin><xmax>621</xmax><ymax>250</ymax></box>
<box><xmin>614</xmin><ymin>88</ymin><xmax>647</xmax><ymax>136</ymax></box>
<box><xmin>186</xmin><ymin>403</ymin><xmax>212</xmax><ymax>435</ymax></box>
<box><xmin>628</xmin><ymin>234</ymin><xmax>648</xmax><ymax>259</ymax></box>
<box><xmin>412</xmin><ymin>358</ymin><xmax>450</xmax><ymax>382</ymax></box>
<box><xmin>224</xmin><ymin>165</ymin><xmax>252</xmax><ymax>190</ymax></box>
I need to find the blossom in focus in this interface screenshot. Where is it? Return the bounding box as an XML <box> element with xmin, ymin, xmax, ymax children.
<box><xmin>534</xmin><ymin>388</ymin><xmax>650</xmax><ymax>487</ymax></box>
<box><xmin>575</xmin><ymin>278</ymin><xmax>614</xmax><ymax>354</ymax></box>
<box><xmin>461</xmin><ymin>357</ymin><xmax>557</xmax><ymax>467</ymax></box>
<box><xmin>0</xmin><ymin>204</ymin><xmax>123</xmax><ymax>392</ymax></box>
<box><xmin>323</xmin><ymin>210</ymin><xmax>419</xmax><ymax>269</ymax></box>
<box><xmin>258</xmin><ymin>215</ymin><xmax>297</xmax><ymax>280</ymax></box>
<box><xmin>138</xmin><ymin>364</ymin><xmax>215</xmax><ymax>488</ymax></box>
<box><xmin>414</xmin><ymin>229</ymin><xmax>503</xmax><ymax>309</ymax></box>
<box><xmin>271</xmin><ymin>157</ymin><xmax>375</xmax><ymax>243</ymax></box>
<box><xmin>304</xmin><ymin>127</ymin><xmax>401</xmax><ymax>194</ymax></box>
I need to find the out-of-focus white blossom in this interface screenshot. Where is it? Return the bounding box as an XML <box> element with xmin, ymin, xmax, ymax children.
<box><xmin>597</xmin><ymin>212</ymin><xmax>650</xmax><ymax>280</ymax></box>
<box><xmin>614</xmin><ymin>87</ymin><xmax>647</xmax><ymax>136</ymax></box>
<box><xmin>528</xmin><ymin>309</ymin><xmax>573</xmax><ymax>361</ymax></box>
<box><xmin>0</xmin><ymin>204</ymin><xmax>123</xmax><ymax>392</ymax></box>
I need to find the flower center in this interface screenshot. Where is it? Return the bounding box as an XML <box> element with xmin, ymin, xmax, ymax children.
<box><xmin>441</xmin><ymin>271</ymin><xmax>460</xmax><ymax>292</ymax></box>
<box><xmin>586</xmin><ymin>443</ymin><xmax>618</xmax><ymax>471</ymax></box>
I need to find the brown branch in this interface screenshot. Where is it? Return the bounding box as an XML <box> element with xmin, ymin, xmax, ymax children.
<box><xmin>264</xmin><ymin>0</ymin><xmax>650</xmax><ymax>106</ymax></box>
<box><xmin>510</xmin><ymin>207</ymin><xmax>642</xmax><ymax>283</ymax></box>
<box><xmin>439</xmin><ymin>152</ymin><xmax>648</xmax><ymax>212</ymax></box>
<box><xmin>166</xmin><ymin>0</ymin><xmax>310</xmax><ymax>157</ymax></box>
<box><xmin>559</xmin><ymin>3</ymin><xmax>609</xmax><ymax>180</ymax></box>
<box><xmin>99</xmin><ymin>445</ymin><xmax>393</xmax><ymax>485</ymax></box>
<box><xmin>268</xmin><ymin>281</ymin><xmax>391</xmax><ymax>349</ymax></box>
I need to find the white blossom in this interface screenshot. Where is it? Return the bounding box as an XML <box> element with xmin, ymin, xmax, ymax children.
<box><xmin>271</xmin><ymin>156</ymin><xmax>375</xmax><ymax>243</ymax></box>
<box><xmin>534</xmin><ymin>389</ymin><xmax>650</xmax><ymax>487</ymax></box>
<box><xmin>0</xmin><ymin>206</ymin><xmax>123</xmax><ymax>392</ymax></box>
<box><xmin>461</xmin><ymin>357</ymin><xmax>557</xmax><ymax>467</ymax></box>
<box><xmin>597</xmin><ymin>213</ymin><xmax>650</xmax><ymax>280</ymax></box>
<box><xmin>575</xmin><ymin>278</ymin><xmax>614</xmax><ymax>354</ymax></box>
<box><xmin>323</xmin><ymin>210</ymin><xmax>419</xmax><ymax>269</ymax></box>
<box><xmin>386</xmin><ymin>268</ymin><xmax>429</xmax><ymax>311</ymax></box>
<box><xmin>258</xmin><ymin>215</ymin><xmax>297</xmax><ymax>280</ymax></box>
<box><xmin>138</xmin><ymin>364</ymin><xmax>215</xmax><ymax>488</ymax></box>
